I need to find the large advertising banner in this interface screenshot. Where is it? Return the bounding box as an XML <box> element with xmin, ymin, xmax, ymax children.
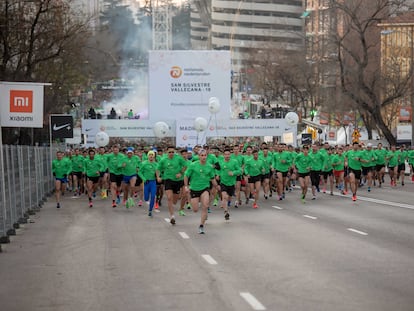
<box><xmin>148</xmin><ymin>50</ymin><xmax>231</xmax><ymax>121</ymax></box>
<box><xmin>0</xmin><ymin>82</ymin><xmax>47</xmax><ymax>128</ymax></box>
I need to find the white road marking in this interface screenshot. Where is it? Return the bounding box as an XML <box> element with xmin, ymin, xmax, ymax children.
<box><xmin>338</xmin><ymin>194</ymin><xmax>414</xmax><ymax>210</ymax></box>
<box><xmin>164</xmin><ymin>218</ymin><xmax>170</xmax><ymax>223</ymax></box>
<box><xmin>303</xmin><ymin>215</ymin><xmax>317</xmax><ymax>220</ymax></box>
<box><xmin>240</xmin><ymin>292</ymin><xmax>266</xmax><ymax>310</ymax></box>
<box><xmin>347</xmin><ymin>228</ymin><xmax>368</xmax><ymax>236</ymax></box>
<box><xmin>272</xmin><ymin>205</ymin><xmax>283</xmax><ymax>210</ymax></box>
<box><xmin>201</xmin><ymin>254</ymin><xmax>218</xmax><ymax>265</ymax></box>
<box><xmin>179</xmin><ymin>232</ymin><xmax>189</xmax><ymax>239</ymax></box>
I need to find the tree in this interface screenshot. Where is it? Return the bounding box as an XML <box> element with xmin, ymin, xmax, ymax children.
<box><xmin>0</xmin><ymin>0</ymin><xmax>91</xmax><ymax>144</ymax></box>
<box><xmin>331</xmin><ymin>0</ymin><xmax>412</xmax><ymax>144</ymax></box>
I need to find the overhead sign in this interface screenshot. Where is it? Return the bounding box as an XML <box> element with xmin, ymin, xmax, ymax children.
<box><xmin>0</xmin><ymin>82</ymin><xmax>48</xmax><ymax>127</ymax></box>
<box><xmin>82</xmin><ymin>118</ymin><xmax>297</xmax><ymax>147</ymax></box>
<box><xmin>50</xmin><ymin>114</ymin><xmax>73</xmax><ymax>140</ymax></box>
<box><xmin>148</xmin><ymin>50</ymin><xmax>231</xmax><ymax>121</ymax></box>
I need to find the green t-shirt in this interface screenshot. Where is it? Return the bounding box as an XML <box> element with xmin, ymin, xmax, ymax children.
<box><xmin>138</xmin><ymin>160</ymin><xmax>158</xmax><ymax>182</ymax></box>
<box><xmin>374</xmin><ymin>148</ymin><xmax>388</xmax><ymax>165</ymax></box>
<box><xmin>52</xmin><ymin>157</ymin><xmax>72</xmax><ymax>178</ymax></box>
<box><xmin>84</xmin><ymin>156</ymin><xmax>105</xmax><ymax>178</ymax></box>
<box><xmin>345</xmin><ymin>150</ymin><xmax>363</xmax><ymax>170</ymax></box>
<box><xmin>259</xmin><ymin>154</ymin><xmax>273</xmax><ymax>174</ymax></box>
<box><xmin>386</xmin><ymin>150</ymin><xmax>398</xmax><ymax>167</ymax></box>
<box><xmin>106</xmin><ymin>152</ymin><xmax>127</xmax><ymax>175</ymax></box>
<box><xmin>408</xmin><ymin>150</ymin><xmax>414</xmax><ymax>164</ymax></box>
<box><xmin>360</xmin><ymin>149</ymin><xmax>376</xmax><ymax>167</ymax></box>
<box><xmin>185</xmin><ymin>161</ymin><xmax>216</xmax><ymax>191</ymax></box>
<box><xmin>217</xmin><ymin>158</ymin><xmax>241</xmax><ymax>186</ymax></box>
<box><xmin>397</xmin><ymin>150</ymin><xmax>408</xmax><ymax>165</ymax></box>
<box><xmin>157</xmin><ymin>155</ymin><xmax>187</xmax><ymax>181</ymax></box>
<box><xmin>123</xmin><ymin>155</ymin><xmax>140</xmax><ymax>176</ymax></box>
<box><xmin>273</xmin><ymin>151</ymin><xmax>293</xmax><ymax>173</ymax></box>
<box><xmin>322</xmin><ymin>153</ymin><xmax>333</xmax><ymax>172</ymax></box>
<box><xmin>294</xmin><ymin>153</ymin><xmax>312</xmax><ymax>174</ymax></box>
<box><xmin>71</xmin><ymin>154</ymin><xmax>84</xmax><ymax>173</ymax></box>
<box><xmin>331</xmin><ymin>153</ymin><xmax>345</xmax><ymax>171</ymax></box>
<box><xmin>310</xmin><ymin>150</ymin><xmax>324</xmax><ymax>171</ymax></box>
<box><xmin>244</xmin><ymin>157</ymin><xmax>265</xmax><ymax>177</ymax></box>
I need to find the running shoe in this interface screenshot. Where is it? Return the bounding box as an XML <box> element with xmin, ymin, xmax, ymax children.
<box><xmin>125</xmin><ymin>200</ymin><xmax>130</xmax><ymax>209</ymax></box>
<box><xmin>138</xmin><ymin>200</ymin><xmax>143</xmax><ymax>207</ymax></box>
<box><xmin>154</xmin><ymin>202</ymin><xmax>159</xmax><ymax>209</ymax></box>
<box><xmin>112</xmin><ymin>202</ymin><xmax>117</xmax><ymax>208</ymax></box>
<box><xmin>129</xmin><ymin>198</ymin><xmax>135</xmax><ymax>207</ymax></box>
<box><xmin>352</xmin><ymin>195</ymin><xmax>357</xmax><ymax>201</ymax></box>
<box><xmin>148</xmin><ymin>211</ymin><xmax>152</xmax><ymax>217</ymax></box>
<box><xmin>227</xmin><ymin>200</ymin><xmax>231</xmax><ymax>207</ymax></box>
<box><xmin>264</xmin><ymin>194</ymin><xmax>268</xmax><ymax>200</ymax></box>
<box><xmin>170</xmin><ymin>217</ymin><xmax>176</xmax><ymax>225</ymax></box>
<box><xmin>134</xmin><ymin>192</ymin><xmax>138</xmax><ymax>198</ymax></box>
<box><xmin>198</xmin><ymin>225</ymin><xmax>205</xmax><ymax>234</ymax></box>
<box><xmin>412</xmin><ymin>175</ymin><xmax>414</xmax><ymax>182</ymax></box>
<box><xmin>234</xmin><ymin>202</ymin><xmax>238</xmax><ymax>208</ymax></box>
<box><xmin>116</xmin><ymin>196</ymin><xmax>121</xmax><ymax>204</ymax></box>
<box><xmin>208</xmin><ymin>207</ymin><xmax>211</xmax><ymax>213</ymax></box>
<box><xmin>89</xmin><ymin>202</ymin><xmax>93</xmax><ymax>208</ymax></box>
<box><xmin>367</xmin><ymin>186</ymin><xmax>371</xmax><ymax>192</ymax></box>
<box><xmin>224</xmin><ymin>211</ymin><xmax>230</xmax><ymax>220</ymax></box>
<box><xmin>312</xmin><ymin>195</ymin><xmax>316</xmax><ymax>200</ymax></box>
<box><xmin>279</xmin><ymin>196</ymin><xmax>283</xmax><ymax>201</ymax></box>
<box><xmin>245</xmin><ymin>198</ymin><xmax>249</xmax><ymax>204</ymax></box>
<box><xmin>186</xmin><ymin>203</ymin><xmax>191</xmax><ymax>210</ymax></box>
<box><xmin>93</xmin><ymin>192</ymin><xmax>96</xmax><ymax>198</ymax></box>
<box><xmin>179</xmin><ymin>210</ymin><xmax>186</xmax><ymax>216</ymax></box>
<box><xmin>282</xmin><ymin>192</ymin><xmax>285</xmax><ymax>199</ymax></box>
<box><xmin>56</xmin><ymin>203</ymin><xmax>60</xmax><ymax>209</ymax></box>
<box><xmin>301</xmin><ymin>194</ymin><xmax>306</xmax><ymax>204</ymax></box>
<box><xmin>253</xmin><ymin>202</ymin><xmax>258</xmax><ymax>209</ymax></box>
<box><xmin>213</xmin><ymin>197</ymin><xmax>219</xmax><ymax>206</ymax></box>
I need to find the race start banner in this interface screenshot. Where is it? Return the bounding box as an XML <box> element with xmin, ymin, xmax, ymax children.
<box><xmin>0</xmin><ymin>82</ymin><xmax>49</xmax><ymax>128</ymax></box>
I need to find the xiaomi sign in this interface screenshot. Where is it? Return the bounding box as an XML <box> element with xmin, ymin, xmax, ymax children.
<box><xmin>10</xmin><ymin>90</ymin><xmax>33</xmax><ymax>113</ymax></box>
<box><xmin>0</xmin><ymin>82</ymin><xmax>48</xmax><ymax>128</ymax></box>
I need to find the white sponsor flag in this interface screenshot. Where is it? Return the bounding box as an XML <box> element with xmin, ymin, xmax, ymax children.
<box><xmin>0</xmin><ymin>82</ymin><xmax>49</xmax><ymax>128</ymax></box>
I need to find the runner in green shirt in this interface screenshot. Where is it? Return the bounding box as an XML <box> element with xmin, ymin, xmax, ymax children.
<box><xmin>52</xmin><ymin>151</ymin><xmax>72</xmax><ymax>208</ymax></box>
<box><xmin>345</xmin><ymin>142</ymin><xmax>363</xmax><ymax>201</ymax></box>
<box><xmin>293</xmin><ymin>145</ymin><xmax>312</xmax><ymax>203</ymax></box>
<box><xmin>374</xmin><ymin>142</ymin><xmax>388</xmax><ymax>187</ymax></box>
<box><xmin>121</xmin><ymin>148</ymin><xmax>140</xmax><ymax>208</ymax></box>
<box><xmin>184</xmin><ymin>148</ymin><xmax>218</xmax><ymax>234</ymax></box>
<box><xmin>360</xmin><ymin>143</ymin><xmax>376</xmax><ymax>192</ymax></box>
<box><xmin>244</xmin><ymin>149</ymin><xmax>266</xmax><ymax>209</ymax></box>
<box><xmin>397</xmin><ymin>145</ymin><xmax>408</xmax><ymax>186</ymax></box>
<box><xmin>139</xmin><ymin>151</ymin><xmax>158</xmax><ymax>216</ymax></box>
<box><xmin>386</xmin><ymin>145</ymin><xmax>398</xmax><ymax>187</ymax></box>
<box><xmin>156</xmin><ymin>146</ymin><xmax>188</xmax><ymax>224</ymax></box>
<box><xmin>84</xmin><ymin>149</ymin><xmax>105</xmax><ymax>207</ymax></box>
<box><xmin>217</xmin><ymin>148</ymin><xmax>242</xmax><ymax>221</ymax></box>
<box><xmin>106</xmin><ymin>145</ymin><xmax>127</xmax><ymax>207</ymax></box>
<box><xmin>71</xmin><ymin>148</ymin><xmax>85</xmax><ymax>196</ymax></box>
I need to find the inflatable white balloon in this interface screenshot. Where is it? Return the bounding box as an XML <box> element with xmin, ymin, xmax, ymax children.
<box><xmin>285</xmin><ymin>111</ymin><xmax>299</xmax><ymax>126</ymax></box>
<box><xmin>208</xmin><ymin>97</ymin><xmax>221</xmax><ymax>114</ymax></box>
<box><xmin>194</xmin><ymin>117</ymin><xmax>208</xmax><ymax>132</ymax></box>
<box><xmin>95</xmin><ymin>131</ymin><xmax>109</xmax><ymax>147</ymax></box>
<box><xmin>153</xmin><ymin>121</ymin><xmax>169</xmax><ymax>138</ymax></box>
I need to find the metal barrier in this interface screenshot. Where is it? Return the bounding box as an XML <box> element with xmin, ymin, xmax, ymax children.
<box><xmin>0</xmin><ymin>145</ymin><xmax>54</xmax><ymax>246</ymax></box>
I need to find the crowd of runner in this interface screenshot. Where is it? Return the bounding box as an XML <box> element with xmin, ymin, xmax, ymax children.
<box><xmin>52</xmin><ymin>142</ymin><xmax>414</xmax><ymax>234</ymax></box>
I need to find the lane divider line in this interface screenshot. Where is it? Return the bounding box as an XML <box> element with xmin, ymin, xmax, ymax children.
<box><xmin>201</xmin><ymin>254</ymin><xmax>218</xmax><ymax>265</ymax></box>
<box><xmin>179</xmin><ymin>232</ymin><xmax>190</xmax><ymax>239</ymax></box>
<box><xmin>347</xmin><ymin>228</ymin><xmax>368</xmax><ymax>236</ymax></box>
<box><xmin>240</xmin><ymin>292</ymin><xmax>266</xmax><ymax>310</ymax></box>
<box><xmin>303</xmin><ymin>215</ymin><xmax>317</xmax><ymax>220</ymax></box>
<box><xmin>272</xmin><ymin>206</ymin><xmax>283</xmax><ymax>210</ymax></box>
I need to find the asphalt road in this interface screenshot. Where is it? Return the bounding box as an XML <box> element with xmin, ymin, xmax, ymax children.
<box><xmin>1</xmin><ymin>178</ymin><xmax>414</xmax><ymax>311</ymax></box>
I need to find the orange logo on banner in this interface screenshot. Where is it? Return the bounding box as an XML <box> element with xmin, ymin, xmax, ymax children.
<box><xmin>10</xmin><ymin>90</ymin><xmax>33</xmax><ymax>113</ymax></box>
<box><xmin>170</xmin><ymin>66</ymin><xmax>182</xmax><ymax>78</ymax></box>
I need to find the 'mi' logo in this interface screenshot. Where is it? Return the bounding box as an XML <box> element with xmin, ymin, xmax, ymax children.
<box><xmin>10</xmin><ymin>90</ymin><xmax>33</xmax><ymax>113</ymax></box>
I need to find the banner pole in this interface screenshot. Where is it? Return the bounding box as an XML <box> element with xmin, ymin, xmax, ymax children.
<box><xmin>0</xmin><ymin>125</ymin><xmax>8</xmax><ymax>237</ymax></box>
<box><xmin>49</xmin><ymin>115</ymin><xmax>53</xmax><ymax>170</ymax></box>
